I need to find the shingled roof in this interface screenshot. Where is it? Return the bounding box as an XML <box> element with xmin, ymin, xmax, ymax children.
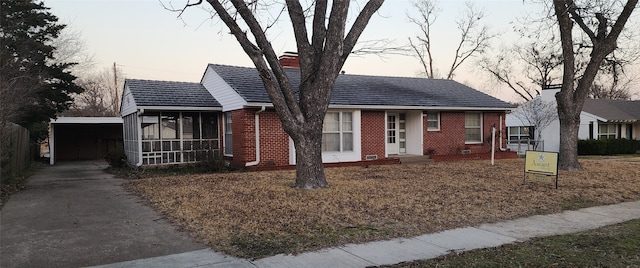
<box><xmin>583</xmin><ymin>99</ymin><xmax>640</xmax><ymax>122</ymax></box>
<box><xmin>125</xmin><ymin>79</ymin><xmax>221</xmax><ymax>108</ymax></box>
<box><xmin>208</xmin><ymin>64</ymin><xmax>513</xmax><ymax>109</ymax></box>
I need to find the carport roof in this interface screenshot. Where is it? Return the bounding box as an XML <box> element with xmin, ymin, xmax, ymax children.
<box><xmin>51</xmin><ymin>117</ymin><xmax>123</xmax><ymax>124</ymax></box>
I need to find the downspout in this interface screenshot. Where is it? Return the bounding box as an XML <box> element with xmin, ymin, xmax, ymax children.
<box><xmin>499</xmin><ymin>115</ymin><xmax>508</xmax><ymax>151</ymax></box>
<box><xmin>246</xmin><ymin>106</ymin><xmax>266</xmax><ymax>167</ymax></box>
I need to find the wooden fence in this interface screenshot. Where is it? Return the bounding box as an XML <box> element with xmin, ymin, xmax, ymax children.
<box><xmin>1</xmin><ymin>122</ymin><xmax>31</xmax><ymax>181</ymax></box>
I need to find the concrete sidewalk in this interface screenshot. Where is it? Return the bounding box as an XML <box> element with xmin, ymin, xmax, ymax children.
<box><xmin>94</xmin><ymin>200</ymin><xmax>640</xmax><ymax>268</ymax></box>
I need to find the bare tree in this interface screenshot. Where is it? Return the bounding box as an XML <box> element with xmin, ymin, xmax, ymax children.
<box><xmin>553</xmin><ymin>0</ymin><xmax>637</xmax><ymax>170</ymax></box>
<box><xmin>64</xmin><ymin>66</ymin><xmax>125</xmax><ymax>117</ymax></box>
<box><xmin>511</xmin><ymin>98</ymin><xmax>558</xmax><ymax>150</ymax></box>
<box><xmin>589</xmin><ymin>70</ymin><xmax>635</xmax><ymax>100</ymax></box>
<box><xmin>176</xmin><ymin>0</ymin><xmax>384</xmax><ymax>189</ymax></box>
<box><xmin>480</xmin><ymin>41</ymin><xmax>563</xmax><ymax>101</ymax></box>
<box><xmin>51</xmin><ymin>25</ymin><xmax>95</xmax><ymax>76</ymax></box>
<box><xmin>407</xmin><ymin>0</ymin><xmax>494</xmax><ymax>79</ymax></box>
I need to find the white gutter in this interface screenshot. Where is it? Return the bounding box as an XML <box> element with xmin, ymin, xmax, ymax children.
<box><xmin>245</xmin><ymin>102</ymin><xmax>513</xmax><ymax>111</ymax></box>
<box><xmin>499</xmin><ymin>115</ymin><xmax>508</xmax><ymax>151</ymax></box>
<box><xmin>136</xmin><ymin>105</ymin><xmax>223</xmax><ymax>111</ymax></box>
<box><xmin>245</xmin><ymin>106</ymin><xmax>266</xmax><ymax>167</ymax></box>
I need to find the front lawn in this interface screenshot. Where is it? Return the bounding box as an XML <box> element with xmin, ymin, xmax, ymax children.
<box><xmin>125</xmin><ymin>158</ymin><xmax>640</xmax><ymax>259</ymax></box>
<box><xmin>389</xmin><ymin>219</ymin><xmax>640</xmax><ymax>267</ymax></box>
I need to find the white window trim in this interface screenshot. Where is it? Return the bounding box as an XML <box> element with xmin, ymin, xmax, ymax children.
<box><xmin>465</xmin><ymin>112</ymin><xmax>483</xmax><ymax>144</ymax></box>
<box><xmin>598</xmin><ymin>123</ymin><xmax>617</xmax><ymax>139</ymax></box>
<box><xmin>223</xmin><ymin>112</ymin><xmax>233</xmax><ymax>156</ymax></box>
<box><xmin>319</xmin><ymin>110</ymin><xmax>361</xmax><ymax>163</ymax></box>
<box><xmin>508</xmin><ymin>126</ymin><xmax>533</xmax><ymax>144</ymax></box>
<box><xmin>322</xmin><ymin>111</ymin><xmax>354</xmax><ymax>153</ymax></box>
<box><xmin>426</xmin><ymin>111</ymin><xmax>440</xmax><ymax>131</ymax></box>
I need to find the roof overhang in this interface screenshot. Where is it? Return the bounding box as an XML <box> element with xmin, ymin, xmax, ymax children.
<box><xmin>604</xmin><ymin>119</ymin><xmax>638</xmax><ymax>123</ymax></box>
<box><xmin>581</xmin><ymin>111</ymin><xmax>637</xmax><ymax>123</ymax></box>
<box><xmin>50</xmin><ymin>117</ymin><xmax>123</xmax><ymax>124</ymax></box>
<box><xmin>137</xmin><ymin>106</ymin><xmax>223</xmax><ymax>112</ymax></box>
<box><xmin>244</xmin><ymin>102</ymin><xmax>513</xmax><ymax>111</ymax></box>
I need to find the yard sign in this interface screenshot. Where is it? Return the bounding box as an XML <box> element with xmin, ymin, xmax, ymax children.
<box><xmin>523</xmin><ymin>151</ymin><xmax>559</xmax><ymax>189</ymax></box>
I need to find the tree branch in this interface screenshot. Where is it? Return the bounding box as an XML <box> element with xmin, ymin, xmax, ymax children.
<box><xmin>340</xmin><ymin>0</ymin><xmax>385</xmax><ymax>68</ymax></box>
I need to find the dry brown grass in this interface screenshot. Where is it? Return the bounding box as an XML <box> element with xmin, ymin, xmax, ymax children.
<box><xmin>125</xmin><ymin>158</ymin><xmax>640</xmax><ymax>259</ymax></box>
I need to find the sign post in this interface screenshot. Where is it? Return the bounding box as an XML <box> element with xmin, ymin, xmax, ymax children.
<box><xmin>523</xmin><ymin>151</ymin><xmax>559</xmax><ymax>189</ymax></box>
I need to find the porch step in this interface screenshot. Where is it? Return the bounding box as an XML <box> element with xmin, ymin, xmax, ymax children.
<box><xmin>392</xmin><ymin>155</ymin><xmax>434</xmax><ymax>165</ymax></box>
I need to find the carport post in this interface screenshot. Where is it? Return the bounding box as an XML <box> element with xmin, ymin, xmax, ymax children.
<box><xmin>49</xmin><ymin>122</ymin><xmax>55</xmax><ymax>165</ymax></box>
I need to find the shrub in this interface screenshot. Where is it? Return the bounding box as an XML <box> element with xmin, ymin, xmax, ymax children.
<box><xmin>105</xmin><ymin>150</ymin><xmax>128</xmax><ymax>168</ymax></box>
<box><xmin>200</xmin><ymin>150</ymin><xmax>230</xmax><ymax>172</ymax></box>
<box><xmin>578</xmin><ymin>139</ymin><xmax>640</xmax><ymax>155</ymax></box>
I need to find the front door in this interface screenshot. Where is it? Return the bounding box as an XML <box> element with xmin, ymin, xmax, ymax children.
<box><xmin>386</xmin><ymin>113</ymin><xmax>406</xmax><ymax>155</ymax></box>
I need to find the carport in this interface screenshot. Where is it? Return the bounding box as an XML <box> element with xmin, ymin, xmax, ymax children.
<box><xmin>49</xmin><ymin>117</ymin><xmax>123</xmax><ymax>165</ymax></box>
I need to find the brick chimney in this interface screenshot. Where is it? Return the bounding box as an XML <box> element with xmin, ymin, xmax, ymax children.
<box><xmin>278</xmin><ymin>51</ymin><xmax>300</xmax><ymax>68</ymax></box>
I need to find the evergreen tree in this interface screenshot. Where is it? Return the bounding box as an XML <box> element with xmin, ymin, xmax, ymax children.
<box><xmin>0</xmin><ymin>0</ymin><xmax>83</xmax><ymax>138</ymax></box>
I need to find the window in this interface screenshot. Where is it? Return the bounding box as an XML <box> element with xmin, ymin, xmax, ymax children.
<box><xmin>426</xmin><ymin>111</ymin><xmax>440</xmax><ymax>131</ymax></box>
<box><xmin>224</xmin><ymin>112</ymin><xmax>233</xmax><ymax>155</ymax></box>
<box><xmin>322</xmin><ymin>111</ymin><xmax>353</xmax><ymax>152</ymax></box>
<box><xmin>465</xmin><ymin>112</ymin><xmax>482</xmax><ymax>143</ymax></box>
<box><xmin>387</xmin><ymin>114</ymin><xmax>396</xmax><ymax>144</ymax></box>
<box><xmin>507</xmin><ymin>126</ymin><xmax>533</xmax><ymax>143</ymax></box>
<box><xmin>598</xmin><ymin>123</ymin><xmax>617</xmax><ymax>139</ymax></box>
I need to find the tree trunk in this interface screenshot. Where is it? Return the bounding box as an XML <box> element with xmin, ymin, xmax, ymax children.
<box><xmin>557</xmin><ymin>110</ymin><xmax>583</xmax><ymax>170</ymax></box>
<box><xmin>292</xmin><ymin>127</ymin><xmax>328</xmax><ymax>189</ymax></box>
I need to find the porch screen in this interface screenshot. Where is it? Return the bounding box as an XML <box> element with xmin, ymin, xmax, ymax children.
<box><xmin>202</xmin><ymin>113</ymin><xmax>218</xmax><ymax>139</ymax></box>
<box><xmin>142</xmin><ymin>114</ymin><xmax>160</xmax><ymax>140</ymax></box>
<box><xmin>182</xmin><ymin>112</ymin><xmax>199</xmax><ymax>139</ymax></box>
<box><xmin>161</xmin><ymin>113</ymin><xmax>179</xmax><ymax>139</ymax></box>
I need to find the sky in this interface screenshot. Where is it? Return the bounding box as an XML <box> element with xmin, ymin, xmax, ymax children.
<box><xmin>44</xmin><ymin>0</ymin><xmax>622</xmax><ymax>103</ymax></box>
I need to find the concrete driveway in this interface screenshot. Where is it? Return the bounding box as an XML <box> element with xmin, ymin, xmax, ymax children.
<box><xmin>0</xmin><ymin>161</ymin><xmax>207</xmax><ymax>267</ymax></box>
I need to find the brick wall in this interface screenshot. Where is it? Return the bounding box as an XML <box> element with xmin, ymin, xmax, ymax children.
<box><xmin>361</xmin><ymin>111</ymin><xmax>386</xmax><ymax>159</ymax></box>
<box><xmin>423</xmin><ymin>111</ymin><xmax>507</xmax><ymax>156</ymax></box>
<box><xmin>229</xmin><ymin>108</ymin><xmax>290</xmax><ymax>167</ymax></box>
<box><xmin>258</xmin><ymin>110</ymin><xmax>290</xmax><ymax>166</ymax></box>
<box><xmin>229</xmin><ymin>109</ymin><xmax>253</xmax><ymax>166</ymax></box>
<box><xmin>229</xmin><ymin>109</ymin><xmax>509</xmax><ymax>167</ymax></box>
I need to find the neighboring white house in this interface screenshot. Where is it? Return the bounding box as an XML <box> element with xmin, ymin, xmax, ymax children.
<box><xmin>507</xmin><ymin>87</ymin><xmax>640</xmax><ymax>154</ymax></box>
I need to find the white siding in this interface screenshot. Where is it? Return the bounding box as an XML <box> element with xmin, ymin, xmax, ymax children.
<box><xmin>505</xmin><ymin>112</ymin><xmax>524</xmax><ymax>127</ymax></box>
<box><xmin>405</xmin><ymin>110</ymin><xmax>423</xmax><ymax>155</ymax></box>
<box><xmin>201</xmin><ymin>65</ymin><xmax>247</xmax><ymax>112</ymax></box>
<box><xmin>123</xmin><ymin>112</ymin><xmax>140</xmax><ymax>166</ymax></box>
<box><xmin>579</xmin><ymin>112</ymin><xmax>600</xmax><ymax>140</ymax></box>
<box><xmin>540</xmin><ymin>117</ymin><xmax>560</xmax><ymax>152</ymax></box>
<box><xmin>120</xmin><ymin>86</ymin><xmax>138</xmax><ymax>116</ymax></box>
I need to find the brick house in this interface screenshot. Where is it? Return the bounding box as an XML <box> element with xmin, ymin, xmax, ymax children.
<box><xmin>121</xmin><ymin>54</ymin><xmax>515</xmax><ymax>167</ymax></box>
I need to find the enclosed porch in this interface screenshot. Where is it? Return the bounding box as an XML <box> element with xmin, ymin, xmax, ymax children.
<box><xmin>123</xmin><ymin>111</ymin><xmax>221</xmax><ymax>166</ymax></box>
